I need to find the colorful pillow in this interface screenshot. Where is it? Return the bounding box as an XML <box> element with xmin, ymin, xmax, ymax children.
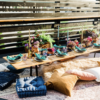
<box><xmin>44</xmin><ymin>70</ymin><xmax>78</xmax><ymax>96</ymax></box>
<box><xmin>84</xmin><ymin>67</ymin><xmax>100</xmax><ymax>82</ymax></box>
<box><xmin>66</xmin><ymin>69</ymin><xmax>96</xmax><ymax>81</ymax></box>
<box><xmin>0</xmin><ymin>64</ymin><xmax>9</xmax><ymax>72</ymax></box>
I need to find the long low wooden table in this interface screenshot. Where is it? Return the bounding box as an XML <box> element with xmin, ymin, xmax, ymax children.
<box><xmin>3</xmin><ymin>47</ymin><xmax>100</xmax><ymax>76</ymax></box>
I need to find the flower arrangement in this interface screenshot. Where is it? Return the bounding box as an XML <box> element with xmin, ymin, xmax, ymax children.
<box><xmin>65</xmin><ymin>38</ymin><xmax>79</xmax><ymax>50</ymax></box>
<box><xmin>83</xmin><ymin>36</ymin><xmax>93</xmax><ymax>47</ymax></box>
<box><xmin>67</xmin><ymin>40</ymin><xmax>77</xmax><ymax>50</ymax></box>
<box><xmin>83</xmin><ymin>30</ymin><xmax>98</xmax><ymax>39</ymax></box>
<box><xmin>23</xmin><ymin>31</ymin><xmax>55</xmax><ymax>55</ymax></box>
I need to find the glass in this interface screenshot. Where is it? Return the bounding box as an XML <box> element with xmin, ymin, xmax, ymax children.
<box><xmin>22</xmin><ymin>54</ymin><xmax>28</xmax><ymax>64</ymax></box>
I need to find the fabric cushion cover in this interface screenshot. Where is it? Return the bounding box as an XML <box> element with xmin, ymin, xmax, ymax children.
<box><xmin>44</xmin><ymin>70</ymin><xmax>78</xmax><ymax>96</ymax></box>
<box><xmin>66</xmin><ymin>69</ymin><xmax>96</xmax><ymax>81</ymax></box>
<box><xmin>16</xmin><ymin>76</ymin><xmax>47</xmax><ymax>98</ymax></box>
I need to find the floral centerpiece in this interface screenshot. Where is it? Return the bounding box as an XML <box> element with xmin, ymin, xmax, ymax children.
<box><xmin>65</xmin><ymin>38</ymin><xmax>79</xmax><ymax>51</ymax></box>
<box><xmin>83</xmin><ymin>30</ymin><xmax>98</xmax><ymax>43</ymax></box>
<box><xmin>23</xmin><ymin>31</ymin><xmax>55</xmax><ymax>56</ymax></box>
<box><xmin>83</xmin><ymin>36</ymin><xmax>93</xmax><ymax>47</ymax></box>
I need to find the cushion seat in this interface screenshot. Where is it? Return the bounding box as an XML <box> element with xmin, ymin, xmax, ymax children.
<box><xmin>16</xmin><ymin>76</ymin><xmax>47</xmax><ymax>98</ymax></box>
<box><xmin>0</xmin><ymin>72</ymin><xmax>19</xmax><ymax>90</ymax></box>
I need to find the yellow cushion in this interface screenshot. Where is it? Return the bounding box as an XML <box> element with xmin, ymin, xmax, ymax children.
<box><xmin>44</xmin><ymin>71</ymin><xmax>78</xmax><ymax>97</ymax></box>
<box><xmin>97</xmin><ymin>61</ymin><xmax>100</xmax><ymax>66</ymax></box>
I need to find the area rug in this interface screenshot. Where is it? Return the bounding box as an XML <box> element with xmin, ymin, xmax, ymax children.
<box><xmin>0</xmin><ymin>80</ymin><xmax>100</xmax><ymax>100</ymax></box>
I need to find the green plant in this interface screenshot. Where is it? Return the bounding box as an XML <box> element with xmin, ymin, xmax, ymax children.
<box><xmin>40</xmin><ymin>31</ymin><xmax>55</xmax><ymax>48</ymax></box>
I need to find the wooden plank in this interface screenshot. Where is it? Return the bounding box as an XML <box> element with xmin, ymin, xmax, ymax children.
<box><xmin>58</xmin><ymin>0</ymin><xmax>99</xmax><ymax>3</ymax></box>
<box><xmin>0</xmin><ymin>2</ymin><xmax>55</xmax><ymax>7</ymax></box>
<box><xmin>0</xmin><ymin>12</ymin><xmax>99</xmax><ymax>18</ymax></box>
<box><xmin>5</xmin><ymin>0</ymin><xmax>98</xmax><ymax>2</ymax></box>
<box><xmin>0</xmin><ymin>42</ymin><xmax>22</xmax><ymax>48</ymax></box>
<box><xmin>0</xmin><ymin>37</ymin><xmax>28</xmax><ymax>43</ymax></box>
<box><xmin>0</xmin><ymin>2</ymin><xmax>99</xmax><ymax>7</ymax></box>
<box><xmin>0</xmin><ymin>8</ymin><xmax>100</xmax><ymax>12</ymax></box>
<box><xmin>56</xmin><ymin>22</ymin><xmax>93</xmax><ymax>28</ymax></box>
<box><xmin>0</xmin><ymin>24</ymin><xmax>53</xmax><ymax>32</ymax></box>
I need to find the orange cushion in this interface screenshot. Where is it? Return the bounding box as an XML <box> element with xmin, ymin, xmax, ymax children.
<box><xmin>44</xmin><ymin>71</ymin><xmax>78</xmax><ymax>96</ymax></box>
<box><xmin>66</xmin><ymin>69</ymin><xmax>96</xmax><ymax>81</ymax></box>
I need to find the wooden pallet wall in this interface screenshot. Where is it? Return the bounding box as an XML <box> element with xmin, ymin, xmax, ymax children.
<box><xmin>0</xmin><ymin>0</ymin><xmax>100</xmax><ymax>52</ymax></box>
<box><xmin>0</xmin><ymin>0</ymin><xmax>99</xmax><ymax>18</ymax></box>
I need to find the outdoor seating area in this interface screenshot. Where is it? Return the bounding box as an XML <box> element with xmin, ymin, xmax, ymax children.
<box><xmin>0</xmin><ymin>0</ymin><xmax>100</xmax><ymax>100</ymax></box>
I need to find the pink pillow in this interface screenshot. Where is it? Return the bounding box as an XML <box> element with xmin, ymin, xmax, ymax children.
<box><xmin>66</xmin><ymin>69</ymin><xmax>96</xmax><ymax>81</ymax></box>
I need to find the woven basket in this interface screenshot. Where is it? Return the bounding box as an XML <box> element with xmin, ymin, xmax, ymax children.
<box><xmin>39</xmin><ymin>43</ymin><xmax>50</xmax><ymax>49</ymax></box>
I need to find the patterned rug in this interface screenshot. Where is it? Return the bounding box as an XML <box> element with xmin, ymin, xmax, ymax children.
<box><xmin>0</xmin><ymin>80</ymin><xmax>100</xmax><ymax>100</ymax></box>
<box><xmin>1</xmin><ymin>62</ymin><xmax>100</xmax><ymax>100</ymax></box>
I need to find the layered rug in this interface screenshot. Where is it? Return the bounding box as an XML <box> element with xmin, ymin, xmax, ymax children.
<box><xmin>0</xmin><ymin>80</ymin><xmax>100</xmax><ymax>100</ymax></box>
<box><xmin>1</xmin><ymin>57</ymin><xmax>100</xmax><ymax>100</ymax></box>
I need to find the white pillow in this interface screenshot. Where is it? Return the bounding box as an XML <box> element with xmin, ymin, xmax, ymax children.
<box><xmin>0</xmin><ymin>64</ymin><xmax>9</xmax><ymax>72</ymax></box>
<box><xmin>84</xmin><ymin>67</ymin><xmax>100</xmax><ymax>82</ymax></box>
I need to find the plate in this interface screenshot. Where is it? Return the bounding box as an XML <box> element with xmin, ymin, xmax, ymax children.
<box><xmin>34</xmin><ymin>57</ymin><xmax>48</xmax><ymax>62</ymax></box>
<box><xmin>56</xmin><ymin>53</ymin><xmax>68</xmax><ymax>57</ymax></box>
<box><xmin>7</xmin><ymin>58</ymin><xmax>22</xmax><ymax>64</ymax></box>
<box><xmin>75</xmin><ymin>49</ymin><xmax>86</xmax><ymax>53</ymax></box>
<box><xmin>94</xmin><ymin>45</ymin><xmax>100</xmax><ymax>48</ymax></box>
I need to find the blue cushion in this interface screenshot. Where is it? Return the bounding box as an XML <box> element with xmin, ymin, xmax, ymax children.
<box><xmin>0</xmin><ymin>72</ymin><xmax>19</xmax><ymax>90</ymax></box>
<box><xmin>7</xmin><ymin>65</ymin><xmax>25</xmax><ymax>73</ymax></box>
<box><xmin>16</xmin><ymin>76</ymin><xmax>47</xmax><ymax>98</ymax></box>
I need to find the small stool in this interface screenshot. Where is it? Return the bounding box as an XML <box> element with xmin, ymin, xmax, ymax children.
<box><xmin>16</xmin><ymin>76</ymin><xmax>47</xmax><ymax>98</ymax></box>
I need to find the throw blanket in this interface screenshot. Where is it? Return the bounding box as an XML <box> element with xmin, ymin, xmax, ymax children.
<box><xmin>42</xmin><ymin>58</ymin><xmax>100</xmax><ymax>82</ymax></box>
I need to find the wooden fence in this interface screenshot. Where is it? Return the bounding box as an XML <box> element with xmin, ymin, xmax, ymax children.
<box><xmin>0</xmin><ymin>0</ymin><xmax>100</xmax><ymax>53</ymax></box>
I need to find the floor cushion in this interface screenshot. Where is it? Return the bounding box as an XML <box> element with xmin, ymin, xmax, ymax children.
<box><xmin>84</xmin><ymin>67</ymin><xmax>100</xmax><ymax>82</ymax></box>
<box><xmin>0</xmin><ymin>64</ymin><xmax>9</xmax><ymax>72</ymax></box>
<box><xmin>16</xmin><ymin>76</ymin><xmax>47</xmax><ymax>98</ymax></box>
<box><xmin>0</xmin><ymin>72</ymin><xmax>19</xmax><ymax>90</ymax></box>
<box><xmin>44</xmin><ymin>70</ymin><xmax>78</xmax><ymax>97</ymax></box>
<box><xmin>7</xmin><ymin>65</ymin><xmax>25</xmax><ymax>73</ymax></box>
<box><xmin>66</xmin><ymin>69</ymin><xmax>97</xmax><ymax>81</ymax></box>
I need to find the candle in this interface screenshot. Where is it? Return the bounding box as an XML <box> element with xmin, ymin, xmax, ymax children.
<box><xmin>28</xmin><ymin>29</ymin><xmax>31</xmax><ymax>58</ymax></box>
<box><xmin>67</xmin><ymin>30</ymin><xmax>69</xmax><ymax>42</ymax></box>
<box><xmin>29</xmin><ymin>29</ymin><xmax>30</xmax><ymax>48</ymax></box>
<box><xmin>58</xmin><ymin>25</ymin><xmax>59</xmax><ymax>39</ymax></box>
<box><xmin>81</xmin><ymin>27</ymin><xmax>83</xmax><ymax>43</ymax></box>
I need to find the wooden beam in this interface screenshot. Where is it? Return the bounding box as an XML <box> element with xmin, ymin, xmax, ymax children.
<box><xmin>0</xmin><ymin>16</ymin><xmax>100</xmax><ymax>23</ymax></box>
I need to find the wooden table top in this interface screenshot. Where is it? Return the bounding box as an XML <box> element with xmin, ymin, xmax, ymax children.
<box><xmin>0</xmin><ymin>16</ymin><xmax>100</xmax><ymax>23</ymax></box>
<box><xmin>3</xmin><ymin>47</ymin><xmax>100</xmax><ymax>70</ymax></box>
